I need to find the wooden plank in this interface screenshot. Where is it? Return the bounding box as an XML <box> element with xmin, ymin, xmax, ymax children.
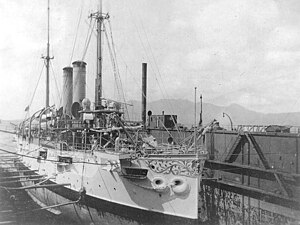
<box><xmin>0</xmin><ymin>175</ymin><xmax>44</xmax><ymax>181</ymax></box>
<box><xmin>0</xmin><ymin>178</ymin><xmax>44</xmax><ymax>185</ymax></box>
<box><xmin>245</xmin><ymin>133</ymin><xmax>270</xmax><ymax>169</ymax></box>
<box><xmin>0</xmin><ymin>170</ymin><xmax>38</xmax><ymax>174</ymax></box>
<box><xmin>205</xmin><ymin>160</ymin><xmax>300</xmax><ymax>182</ymax></box>
<box><xmin>14</xmin><ymin>183</ymin><xmax>70</xmax><ymax>190</ymax></box>
<box><xmin>224</xmin><ymin>134</ymin><xmax>243</xmax><ymax>162</ymax></box>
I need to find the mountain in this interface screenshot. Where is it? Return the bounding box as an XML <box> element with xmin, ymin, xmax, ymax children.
<box><xmin>127</xmin><ymin>99</ymin><xmax>300</xmax><ymax>128</ymax></box>
<box><xmin>5</xmin><ymin>100</ymin><xmax>300</xmax><ymax>128</ymax></box>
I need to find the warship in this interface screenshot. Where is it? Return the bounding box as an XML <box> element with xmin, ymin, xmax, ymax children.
<box><xmin>15</xmin><ymin>1</ymin><xmax>209</xmax><ymax>224</ymax></box>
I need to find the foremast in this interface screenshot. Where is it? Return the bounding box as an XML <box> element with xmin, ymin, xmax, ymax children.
<box><xmin>42</xmin><ymin>0</ymin><xmax>53</xmax><ymax>108</ymax></box>
<box><xmin>90</xmin><ymin>2</ymin><xmax>109</xmax><ymax>109</ymax></box>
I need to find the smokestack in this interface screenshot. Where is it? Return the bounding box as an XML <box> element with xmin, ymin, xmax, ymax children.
<box><xmin>62</xmin><ymin>67</ymin><xmax>73</xmax><ymax>116</ymax></box>
<box><xmin>142</xmin><ymin>63</ymin><xmax>147</xmax><ymax>127</ymax></box>
<box><xmin>72</xmin><ymin>61</ymin><xmax>87</xmax><ymax>104</ymax></box>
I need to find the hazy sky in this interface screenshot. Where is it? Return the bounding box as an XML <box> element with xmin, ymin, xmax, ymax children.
<box><xmin>0</xmin><ymin>0</ymin><xmax>300</xmax><ymax>120</ymax></box>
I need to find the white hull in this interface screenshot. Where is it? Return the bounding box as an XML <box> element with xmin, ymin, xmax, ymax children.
<box><xmin>17</xmin><ymin>138</ymin><xmax>205</xmax><ymax>225</ymax></box>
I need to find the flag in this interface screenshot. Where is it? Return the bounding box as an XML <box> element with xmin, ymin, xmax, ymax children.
<box><xmin>24</xmin><ymin>106</ymin><xmax>29</xmax><ymax>112</ymax></box>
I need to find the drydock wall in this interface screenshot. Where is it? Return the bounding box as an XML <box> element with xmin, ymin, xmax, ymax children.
<box><xmin>205</xmin><ymin>130</ymin><xmax>300</xmax><ymax>207</ymax></box>
<box><xmin>205</xmin><ymin>131</ymin><xmax>299</xmax><ymax>174</ymax></box>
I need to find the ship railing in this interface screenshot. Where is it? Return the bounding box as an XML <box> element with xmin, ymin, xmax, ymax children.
<box><xmin>59</xmin><ymin>140</ymin><xmax>136</xmax><ymax>153</ymax></box>
<box><xmin>66</xmin><ymin>143</ymin><xmax>117</xmax><ymax>152</ymax></box>
<box><xmin>55</xmin><ymin>119</ymin><xmax>83</xmax><ymax>129</ymax></box>
<box><xmin>59</xmin><ymin>142</ymin><xmax>70</xmax><ymax>151</ymax></box>
<box><xmin>146</xmin><ymin>144</ymin><xmax>203</xmax><ymax>155</ymax></box>
<box><xmin>150</xmin><ymin>144</ymin><xmax>183</xmax><ymax>154</ymax></box>
<box><xmin>234</xmin><ymin>125</ymin><xmax>300</xmax><ymax>134</ymax></box>
<box><xmin>236</xmin><ymin>125</ymin><xmax>268</xmax><ymax>132</ymax></box>
<box><xmin>68</xmin><ymin>143</ymin><xmax>93</xmax><ymax>151</ymax></box>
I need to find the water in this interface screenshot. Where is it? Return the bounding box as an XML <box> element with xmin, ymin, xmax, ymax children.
<box><xmin>0</xmin><ymin>132</ymin><xmax>299</xmax><ymax>225</ymax></box>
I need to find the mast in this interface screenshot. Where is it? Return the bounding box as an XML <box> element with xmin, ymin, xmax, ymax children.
<box><xmin>42</xmin><ymin>0</ymin><xmax>53</xmax><ymax>108</ymax></box>
<box><xmin>199</xmin><ymin>94</ymin><xmax>203</xmax><ymax>127</ymax></box>
<box><xmin>91</xmin><ymin>0</ymin><xmax>109</xmax><ymax>108</ymax></box>
<box><xmin>194</xmin><ymin>87</ymin><xmax>197</xmax><ymax>151</ymax></box>
<box><xmin>142</xmin><ymin>63</ymin><xmax>147</xmax><ymax>127</ymax></box>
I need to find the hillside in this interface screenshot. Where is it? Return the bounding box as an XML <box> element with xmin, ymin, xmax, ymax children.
<box><xmin>127</xmin><ymin>99</ymin><xmax>300</xmax><ymax>128</ymax></box>
<box><xmin>3</xmin><ymin>100</ymin><xmax>300</xmax><ymax>128</ymax></box>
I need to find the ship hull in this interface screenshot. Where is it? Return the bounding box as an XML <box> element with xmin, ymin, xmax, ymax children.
<box><xmin>17</xmin><ymin>138</ymin><xmax>205</xmax><ymax>225</ymax></box>
<box><xmin>22</xmin><ymin>175</ymin><xmax>199</xmax><ymax>225</ymax></box>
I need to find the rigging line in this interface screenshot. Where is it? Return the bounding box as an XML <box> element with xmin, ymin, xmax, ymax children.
<box><xmin>70</xmin><ymin>18</ymin><xmax>95</xmax><ymax>99</ymax></box>
<box><xmin>138</xmin><ymin>18</ymin><xmax>183</xmax><ymax>140</ymax></box>
<box><xmin>157</xmin><ymin>118</ymin><xmax>176</xmax><ymax>141</ymax></box>
<box><xmin>107</xmin><ymin>20</ymin><xmax>130</xmax><ymax>119</ymax></box>
<box><xmin>132</xmin><ymin>15</ymin><xmax>182</xmax><ymax>138</ymax></box>
<box><xmin>103</xmin><ymin>23</ymin><xmax>130</xmax><ymax>119</ymax></box>
<box><xmin>81</xmin><ymin>17</ymin><xmax>94</xmax><ymax>60</ymax></box>
<box><xmin>50</xmin><ymin>92</ymin><xmax>56</xmax><ymax>108</ymax></box>
<box><xmin>50</xmin><ymin>61</ymin><xmax>61</xmax><ymax>106</ymax></box>
<box><xmin>81</xmin><ymin>131</ymin><xmax>88</xmax><ymax>189</ymax></box>
<box><xmin>117</xmin><ymin>53</ymin><xmax>151</xmax><ymax>120</ymax></box>
<box><xmin>82</xmin><ymin>19</ymin><xmax>96</xmax><ymax>61</ymax></box>
<box><xmin>85</xmin><ymin>18</ymin><xmax>97</xmax><ymax>36</ymax></box>
<box><xmin>28</xmin><ymin>63</ymin><xmax>45</xmax><ymax>110</ymax></box>
<box><xmin>127</xmin><ymin>13</ymin><xmax>168</xmax><ymax>102</ymax></box>
<box><xmin>103</xmin><ymin>24</ymin><xmax>121</xmax><ymax>96</ymax></box>
<box><xmin>126</xmin><ymin>6</ymin><xmax>167</xmax><ymax>97</ymax></box>
<box><xmin>103</xmin><ymin>26</ymin><xmax>123</xmax><ymax>103</ymax></box>
<box><xmin>69</xmin><ymin>0</ymin><xmax>84</xmax><ymax>66</ymax></box>
<box><xmin>24</xmin><ymin>53</ymin><xmax>43</xmax><ymax>108</ymax></box>
<box><xmin>50</xmin><ymin>60</ymin><xmax>61</xmax><ymax>96</ymax></box>
<box><xmin>127</xmin><ymin>8</ymin><xmax>172</xmax><ymax>103</ymax></box>
<box><xmin>126</xmin><ymin>4</ymin><xmax>181</xmax><ymax>133</ymax></box>
<box><xmin>73</xmin><ymin>18</ymin><xmax>96</xmax><ymax>104</ymax></box>
<box><xmin>83</xmin><ymin>17</ymin><xmax>93</xmax><ymax>51</ymax></box>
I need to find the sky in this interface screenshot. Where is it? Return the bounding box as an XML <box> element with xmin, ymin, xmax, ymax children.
<box><xmin>0</xmin><ymin>0</ymin><xmax>300</xmax><ymax>120</ymax></box>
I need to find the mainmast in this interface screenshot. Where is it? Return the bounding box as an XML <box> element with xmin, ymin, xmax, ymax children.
<box><xmin>90</xmin><ymin>1</ymin><xmax>109</xmax><ymax>108</ymax></box>
<box><xmin>42</xmin><ymin>0</ymin><xmax>53</xmax><ymax>108</ymax></box>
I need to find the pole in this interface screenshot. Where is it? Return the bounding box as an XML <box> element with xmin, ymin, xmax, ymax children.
<box><xmin>222</xmin><ymin>112</ymin><xmax>233</xmax><ymax>130</ymax></box>
<box><xmin>194</xmin><ymin>87</ymin><xmax>197</xmax><ymax>153</ymax></box>
<box><xmin>95</xmin><ymin>1</ymin><xmax>103</xmax><ymax>107</ymax></box>
<box><xmin>199</xmin><ymin>94</ymin><xmax>203</xmax><ymax>127</ymax></box>
<box><xmin>42</xmin><ymin>0</ymin><xmax>53</xmax><ymax>108</ymax></box>
<box><xmin>142</xmin><ymin>63</ymin><xmax>147</xmax><ymax>127</ymax></box>
<box><xmin>93</xmin><ymin>0</ymin><xmax>109</xmax><ymax>108</ymax></box>
<box><xmin>46</xmin><ymin>0</ymin><xmax>50</xmax><ymax>107</ymax></box>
